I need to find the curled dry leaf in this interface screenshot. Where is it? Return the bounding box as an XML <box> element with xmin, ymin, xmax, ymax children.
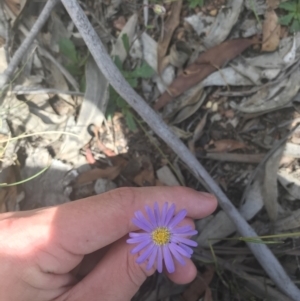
<box><xmin>85</xmin><ymin>148</ymin><xmax>96</xmax><ymax>165</ymax></box>
<box><xmin>133</xmin><ymin>168</ymin><xmax>155</xmax><ymax>186</ymax></box>
<box><xmin>262</xmin><ymin>9</ymin><xmax>281</xmax><ymax>52</ymax></box>
<box><xmin>168</xmin><ymin>40</ymin><xmax>192</xmax><ymax>68</ymax></box>
<box><xmin>75</xmin><ymin>166</ymin><xmax>121</xmax><ymax>186</ymax></box>
<box><xmin>154</xmin><ymin>37</ymin><xmax>257</xmax><ymax>110</ymax></box>
<box><xmin>157</xmin><ymin>0</ymin><xmax>183</xmax><ymax>74</ymax></box>
<box><xmin>207</xmin><ymin>139</ymin><xmax>247</xmax><ymax>153</ymax></box>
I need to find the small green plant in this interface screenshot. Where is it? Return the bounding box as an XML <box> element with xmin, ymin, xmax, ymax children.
<box><xmin>107</xmin><ymin>35</ymin><xmax>155</xmax><ymax>131</ymax></box>
<box><xmin>58</xmin><ymin>38</ymin><xmax>88</xmax><ymax>92</ymax></box>
<box><xmin>188</xmin><ymin>0</ymin><xmax>204</xmax><ymax>9</ymax></box>
<box><xmin>279</xmin><ymin>0</ymin><xmax>300</xmax><ymax>32</ymax></box>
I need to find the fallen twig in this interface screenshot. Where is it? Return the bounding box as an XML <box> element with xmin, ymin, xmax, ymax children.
<box><xmin>0</xmin><ymin>0</ymin><xmax>59</xmax><ymax>91</ymax></box>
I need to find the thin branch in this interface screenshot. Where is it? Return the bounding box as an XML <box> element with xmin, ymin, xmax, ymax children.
<box><xmin>0</xmin><ymin>0</ymin><xmax>59</xmax><ymax>90</ymax></box>
<box><xmin>61</xmin><ymin>1</ymin><xmax>300</xmax><ymax>299</ymax></box>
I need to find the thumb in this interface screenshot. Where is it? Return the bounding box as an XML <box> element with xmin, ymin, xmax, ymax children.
<box><xmin>59</xmin><ymin>237</ymin><xmax>153</xmax><ymax>301</ymax></box>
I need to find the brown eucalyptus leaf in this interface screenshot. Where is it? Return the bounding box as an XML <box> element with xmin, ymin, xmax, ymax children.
<box><xmin>76</xmin><ymin>166</ymin><xmax>121</xmax><ymax>186</ymax></box>
<box><xmin>154</xmin><ymin>37</ymin><xmax>257</xmax><ymax>110</ymax></box>
<box><xmin>157</xmin><ymin>0</ymin><xmax>182</xmax><ymax>74</ymax></box>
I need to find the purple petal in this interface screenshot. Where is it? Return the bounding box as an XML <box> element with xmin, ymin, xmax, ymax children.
<box><xmin>157</xmin><ymin>247</ymin><xmax>163</xmax><ymax>273</ymax></box>
<box><xmin>154</xmin><ymin>202</ymin><xmax>161</xmax><ymax>226</ymax></box>
<box><xmin>131</xmin><ymin>238</ymin><xmax>152</xmax><ymax>254</ymax></box>
<box><xmin>172</xmin><ymin>236</ymin><xmax>198</xmax><ymax>247</ymax></box>
<box><xmin>145</xmin><ymin>205</ymin><xmax>157</xmax><ymax>227</ymax></box>
<box><xmin>132</xmin><ymin>217</ymin><xmax>151</xmax><ymax>232</ymax></box>
<box><xmin>169</xmin><ymin>243</ymin><xmax>185</xmax><ymax>265</ymax></box>
<box><xmin>177</xmin><ymin>230</ymin><xmax>198</xmax><ymax>237</ymax></box>
<box><xmin>136</xmin><ymin>243</ymin><xmax>155</xmax><ymax>264</ymax></box>
<box><xmin>127</xmin><ymin>235</ymin><xmax>150</xmax><ymax>244</ymax></box>
<box><xmin>135</xmin><ymin>211</ymin><xmax>154</xmax><ymax>230</ymax></box>
<box><xmin>129</xmin><ymin>232</ymin><xmax>149</xmax><ymax>238</ymax></box>
<box><xmin>172</xmin><ymin>225</ymin><xmax>194</xmax><ymax>234</ymax></box>
<box><xmin>171</xmin><ymin>243</ymin><xmax>191</xmax><ymax>258</ymax></box>
<box><xmin>178</xmin><ymin>243</ymin><xmax>194</xmax><ymax>255</ymax></box>
<box><xmin>160</xmin><ymin>202</ymin><xmax>168</xmax><ymax>225</ymax></box>
<box><xmin>168</xmin><ymin>209</ymin><xmax>187</xmax><ymax>228</ymax></box>
<box><xmin>163</xmin><ymin>245</ymin><xmax>175</xmax><ymax>273</ymax></box>
<box><xmin>164</xmin><ymin>204</ymin><xmax>175</xmax><ymax>226</ymax></box>
<box><xmin>147</xmin><ymin>245</ymin><xmax>158</xmax><ymax>270</ymax></box>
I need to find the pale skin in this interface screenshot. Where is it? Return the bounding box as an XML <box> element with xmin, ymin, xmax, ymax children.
<box><xmin>0</xmin><ymin>186</ymin><xmax>217</xmax><ymax>301</ymax></box>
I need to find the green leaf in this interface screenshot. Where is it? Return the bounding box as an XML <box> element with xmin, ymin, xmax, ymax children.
<box><xmin>66</xmin><ymin>63</ymin><xmax>82</xmax><ymax>76</ymax></box>
<box><xmin>279</xmin><ymin>13</ymin><xmax>294</xmax><ymax>25</ymax></box>
<box><xmin>131</xmin><ymin>62</ymin><xmax>155</xmax><ymax>78</ymax></box>
<box><xmin>124</xmin><ymin>110</ymin><xmax>137</xmax><ymax>131</ymax></box>
<box><xmin>113</xmin><ymin>56</ymin><xmax>123</xmax><ymax>71</ymax></box>
<box><xmin>279</xmin><ymin>1</ymin><xmax>297</xmax><ymax>12</ymax></box>
<box><xmin>116</xmin><ymin>96</ymin><xmax>127</xmax><ymax>108</ymax></box>
<box><xmin>127</xmin><ymin>77</ymin><xmax>138</xmax><ymax>88</ymax></box>
<box><xmin>290</xmin><ymin>18</ymin><xmax>300</xmax><ymax>32</ymax></box>
<box><xmin>80</xmin><ymin>75</ymin><xmax>86</xmax><ymax>93</ymax></box>
<box><xmin>188</xmin><ymin>0</ymin><xmax>203</xmax><ymax>8</ymax></box>
<box><xmin>121</xmin><ymin>33</ymin><xmax>130</xmax><ymax>53</ymax></box>
<box><xmin>59</xmin><ymin>38</ymin><xmax>78</xmax><ymax>63</ymax></box>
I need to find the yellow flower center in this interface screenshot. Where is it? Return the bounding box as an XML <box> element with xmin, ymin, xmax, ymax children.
<box><xmin>151</xmin><ymin>227</ymin><xmax>171</xmax><ymax>245</ymax></box>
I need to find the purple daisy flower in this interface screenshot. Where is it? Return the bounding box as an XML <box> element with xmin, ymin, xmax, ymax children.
<box><xmin>127</xmin><ymin>202</ymin><xmax>198</xmax><ymax>273</ymax></box>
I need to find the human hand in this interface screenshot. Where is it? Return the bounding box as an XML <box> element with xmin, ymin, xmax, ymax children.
<box><xmin>0</xmin><ymin>186</ymin><xmax>217</xmax><ymax>301</ymax></box>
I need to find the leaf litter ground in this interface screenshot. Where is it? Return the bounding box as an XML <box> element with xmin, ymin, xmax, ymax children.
<box><xmin>1</xmin><ymin>0</ymin><xmax>300</xmax><ymax>300</ymax></box>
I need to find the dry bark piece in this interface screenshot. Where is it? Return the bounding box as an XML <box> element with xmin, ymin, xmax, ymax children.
<box><xmin>262</xmin><ymin>9</ymin><xmax>280</xmax><ymax>52</ymax></box>
<box><xmin>156</xmin><ymin>165</ymin><xmax>180</xmax><ymax>186</ymax></box>
<box><xmin>154</xmin><ymin>37</ymin><xmax>257</xmax><ymax>110</ymax></box>
<box><xmin>157</xmin><ymin>0</ymin><xmax>183</xmax><ymax>74</ymax></box>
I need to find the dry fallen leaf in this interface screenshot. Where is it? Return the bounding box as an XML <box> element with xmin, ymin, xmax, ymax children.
<box><xmin>154</xmin><ymin>37</ymin><xmax>257</xmax><ymax>110</ymax></box>
<box><xmin>75</xmin><ymin>166</ymin><xmax>121</xmax><ymax>186</ymax></box>
<box><xmin>262</xmin><ymin>9</ymin><xmax>280</xmax><ymax>52</ymax></box>
<box><xmin>133</xmin><ymin>168</ymin><xmax>155</xmax><ymax>186</ymax></box>
<box><xmin>207</xmin><ymin>139</ymin><xmax>247</xmax><ymax>153</ymax></box>
<box><xmin>4</xmin><ymin>0</ymin><xmax>27</xmax><ymax>18</ymax></box>
<box><xmin>188</xmin><ymin>112</ymin><xmax>208</xmax><ymax>154</ymax></box>
<box><xmin>157</xmin><ymin>0</ymin><xmax>183</xmax><ymax>74</ymax></box>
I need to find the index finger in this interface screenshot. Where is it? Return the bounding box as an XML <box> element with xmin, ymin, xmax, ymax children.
<box><xmin>53</xmin><ymin>187</ymin><xmax>217</xmax><ymax>255</ymax></box>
